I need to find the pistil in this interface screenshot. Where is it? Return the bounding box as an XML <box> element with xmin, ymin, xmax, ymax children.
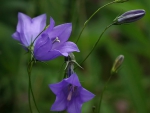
<box><xmin>52</xmin><ymin>37</ymin><xmax>60</xmax><ymax>44</ymax></box>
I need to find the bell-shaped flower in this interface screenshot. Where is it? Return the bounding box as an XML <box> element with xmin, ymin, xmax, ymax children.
<box><xmin>33</xmin><ymin>18</ymin><xmax>79</xmax><ymax>61</ymax></box>
<box><xmin>12</xmin><ymin>12</ymin><xmax>46</xmax><ymax>48</ymax></box>
<box><xmin>49</xmin><ymin>73</ymin><xmax>95</xmax><ymax>113</ymax></box>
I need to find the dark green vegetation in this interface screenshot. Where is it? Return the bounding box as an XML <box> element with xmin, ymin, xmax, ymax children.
<box><xmin>0</xmin><ymin>0</ymin><xmax>150</xmax><ymax>113</ymax></box>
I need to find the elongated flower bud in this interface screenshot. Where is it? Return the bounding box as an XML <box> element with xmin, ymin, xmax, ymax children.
<box><xmin>113</xmin><ymin>9</ymin><xmax>145</xmax><ymax>25</ymax></box>
<box><xmin>111</xmin><ymin>55</ymin><xmax>124</xmax><ymax>74</ymax></box>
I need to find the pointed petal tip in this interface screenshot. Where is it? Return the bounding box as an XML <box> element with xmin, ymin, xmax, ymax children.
<box><xmin>50</xmin><ymin>17</ymin><xmax>54</xmax><ymax>22</ymax></box>
<box><xmin>18</xmin><ymin>12</ymin><xmax>29</xmax><ymax>18</ymax></box>
<box><xmin>18</xmin><ymin>12</ymin><xmax>24</xmax><ymax>15</ymax></box>
<box><xmin>80</xmin><ymin>88</ymin><xmax>95</xmax><ymax>103</ymax></box>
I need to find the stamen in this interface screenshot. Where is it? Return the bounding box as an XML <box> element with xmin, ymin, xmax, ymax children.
<box><xmin>52</xmin><ymin>37</ymin><xmax>60</xmax><ymax>44</ymax></box>
<box><xmin>68</xmin><ymin>84</ymin><xmax>72</xmax><ymax>90</ymax></box>
<box><xmin>67</xmin><ymin>91</ymin><xmax>72</xmax><ymax>101</ymax></box>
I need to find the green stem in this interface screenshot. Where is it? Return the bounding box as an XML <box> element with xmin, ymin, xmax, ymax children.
<box><xmin>27</xmin><ymin>60</ymin><xmax>40</xmax><ymax>113</ymax></box>
<box><xmin>76</xmin><ymin>1</ymin><xmax>117</xmax><ymax>44</ymax></box>
<box><xmin>28</xmin><ymin>76</ymin><xmax>32</xmax><ymax>113</ymax></box>
<box><xmin>79</xmin><ymin>23</ymin><xmax>113</xmax><ymax>66</ymax></box>
<box><xmin>97</xmin><ymin>73</ymin><xmax>115</xmax><ymax>113</ymax></box>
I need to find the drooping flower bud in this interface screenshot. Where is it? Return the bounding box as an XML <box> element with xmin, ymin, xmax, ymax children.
<box><xmin>111</xmin><ymin>55</ymin><xmax>124</xmax><ymax>74</ymax></box>
<box><xmin>113</xmin><ymin>9</ymin><xmax>145</xmax><ymax>25</ymax></box>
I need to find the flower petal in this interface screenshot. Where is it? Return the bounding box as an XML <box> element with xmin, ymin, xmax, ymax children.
<box><xmin>31</xmin><ymin>14</ymin><xmax>46</xmax><ymax>41</ymax></box>
<box><xmin>49</xmin><ymin>81</ymin><xmax>68</xmax><ymax>95</ymax></box>
<box><xmin>50</xmin><ymin>80</ymin><xmax>69</xmax><ymax>111</ymax></box>
<box><xmin>33</xmin><ymin>34</ymin><xmax>53</xmax><ymax>61</ymax></box>
<box><xmin>79</xmin><ymin>87</ymin><xmax>95</xmax><ymax>103</ymax></box>
<box><xmin>16</xmin><ymin>13</ymin><xmax>46</xmax><ymax>47</ymax></box>
<box><xmin>48</xmin><ymin>23</ymin><xmax>72</xmax><ymax>48</ymax></box>
<box><xmin>45</xmin><ymin>17</ymin><xmax>55</xmax><ymax>32</ymax></box>
<box><xmin>44</xmin><ymin>50</ymin><xmax>62</xmax><ymax>61</ymax></box>
<box><xmin>65</xmin><ymin>73</ymin><xmax>81</xmax><ymax>86</ymax></box>
<box><xmin>12</xmin><ymin>31</ymin><xmax>20</xmax><ymax>41</ymax></box>
<box><xmin>50</xmin><ymin>93</ymin><xmax>67</xmax><ymax>111</ymax></box>
<box><xmin>55</xmin><ymin>41</ymin><xmax>80</xmax><ymax>56</ymax></box>
<box><xmin>18</xmin><ymin>12</ymin><xmax>31</xmax><ymax>46</ymax></box>
<box><xmin>17</xmin><ymin>12</ymin><xmax>31</xmax><ymax>33</ymax></box>
<box><xmin>67</xmin><ymin>97</ymin><xmax>82</xmax><ymax>113</ymax></box>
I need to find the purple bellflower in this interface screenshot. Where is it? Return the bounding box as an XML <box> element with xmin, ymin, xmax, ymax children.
<box><xmin>12</xmin><ymin>12</ymin><xmax>46</xmax><ymax>48</ymax></box>
<box><xmin>12</xmin><ymin>12</ymin><xmax>79</xmax><ymax>61</ymax></box>
<box><xmin>49</xmin><ymin>73</ymin><xmax>95</xmax><ymax>113</ymax></box>
<box><xmin>33</xmin><ymin>17</ymin><xmax>80</xmax><ymax>61</ymax></box>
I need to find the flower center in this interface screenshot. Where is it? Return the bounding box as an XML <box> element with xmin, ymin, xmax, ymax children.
<box><xmin>52</xmin><ymin>37</ymin><xmax>60</xmax><ymax>44</ymax></box>
<box><xmin>67</xmin><ymin>85</ymin><xmax>77</xmax><ymax>101</ymax></box>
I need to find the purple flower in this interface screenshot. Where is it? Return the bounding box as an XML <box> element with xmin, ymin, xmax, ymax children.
<box><xmin>49</xmin><ymin>73</ymin><xmax>95</xmax><ymax>113</ymax></box>
<box><xmin>33</xmin><ymin>17</ymin><xmax>79</xmax><ymax>61</ymax></box>
<box><xmin>12</xmin><ymin>13</ymin><xmax>79</xmax><ymax>61</ymax></box>
<box><xmin>12</xmin><ymin>12</ymin><xmax>46</xmax><ymax>47</ymax></box>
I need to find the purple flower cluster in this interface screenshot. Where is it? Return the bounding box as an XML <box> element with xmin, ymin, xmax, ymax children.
<box><xmin>12</xmin><ymin>13</ymin><xmax>95</xmax><ymax>113</ymax></box>
<box><xmin>12</xmin><ymin>13</ymin><xmax>79</xmax><ymax>61</ymax></box>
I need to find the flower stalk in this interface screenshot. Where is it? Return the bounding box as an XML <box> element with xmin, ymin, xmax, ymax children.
<box><xmin>79</xmin><ymin>23</ymin><xmax>114</xmax><ymax>66</ymax></box>
<box><xmin>27</xmin><ymin>60</ymin><xmax>40</xmax><ymax>113</ymax></box>
<box><xmin>98</xmin><ymin>55</ymin><xmax>124</xmax><ymax>113</ymax></box>
<box><xmin>97</xmin><ymin>73</ymin><xmax>114</xmax><ymax>113</ymax></box>
<box><xmin>76</xmin><ymin>0</ymin><xmax>126</xmax><ymax>44</ymax></box>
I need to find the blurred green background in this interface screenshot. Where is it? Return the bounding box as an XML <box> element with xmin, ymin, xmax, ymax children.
<box><xmin>0</xmin><ymin>0</ymin><xmax>150</xmax><ymax>113</ymax></box>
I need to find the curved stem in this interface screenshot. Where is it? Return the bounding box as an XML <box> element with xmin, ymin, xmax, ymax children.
<box><xmin>97</xmin><ymin>73</ymin><xmax>115</xmax><ymax>113</ymax></box>
<box><xmin>79</xmin><ymin>23</ymin><xmax>113</xmax><ymax>66</ymax></box>
<box><xmin>27</xmin><ymin>60</ymin><xmax>40</xmax><ymax>113</ymax></box>
<box><xmin>76</xmin><ymin>1</ymin><xmax>117</xmax><ymax>43</ymax></box>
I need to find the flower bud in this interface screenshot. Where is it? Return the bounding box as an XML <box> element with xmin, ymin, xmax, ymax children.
<box><xmin>111</xmin><ymin>55</ymin><xmax>124</xmax><ymax>74</ymax></box>
<box><xmin>113</xmin><ymin>9</ymin><xmax>145</xmax><ymax>25</ymax></box>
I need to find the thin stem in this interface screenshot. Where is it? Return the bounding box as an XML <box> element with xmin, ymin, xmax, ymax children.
<box><xmin>27</xmin><ymin>60</ymin><xmax>40</xmax><ymax>113</ymax></box>
<box><xmin>32</xmin><ymin>29</ymin><xmax>45</xmax><ymax>46</ymax></box>
<box><xmin>31</xmin><ymin>25</ymin><xmax>49</xmax><ymax>47</ymax></box>
<box><xmin>76</xmin><ymin>1</ymin><xmax>117</xmax><ymax>43</ymax></box>
<box><xmin>28</xmin><ymin>76</ymin><xmax>32</xmax><ymax>113</ymax></box>
<box><xmin>79</xmin><ymin>23</ymin><xmax>113</xmax><ymax>66</ymax></box>
<box><xmin>97</xmin><ymin>73</ymin><xmax>115</xmax><ymax>113</ymax></box>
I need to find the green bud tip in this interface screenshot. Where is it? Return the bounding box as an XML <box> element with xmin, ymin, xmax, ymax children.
<box><xmin>111</xmin><ymin>55</ymin><xmax>124</xmax><ymax>73</ymax></box>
